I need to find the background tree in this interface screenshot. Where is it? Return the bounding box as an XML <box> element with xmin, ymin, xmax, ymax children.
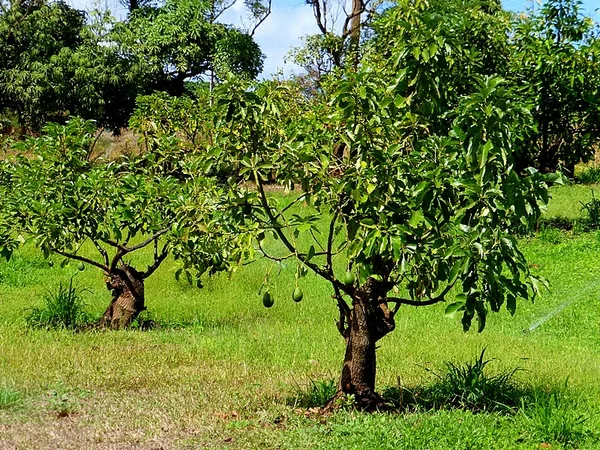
<box><xmin>0</xmin><ymin>1</ymin><xmax>142</xmax><ymax>131</ymax></box>
<box><xmin>119</xmin><ymin>0</ymin><xmax>264</xmax><ymax>96</ymax></box>
<box><xmin>508</xmin><ymin>0</ymin><xmax>600</xmax><ymax>175</ymax></box>
<box><xmin>0</xmin><ymin>118</ymin><xmax>223</xmax><ymax>328</ymax></box>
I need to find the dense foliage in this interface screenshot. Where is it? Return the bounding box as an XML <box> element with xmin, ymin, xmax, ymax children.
<box><xmin>0</xmin><ymin>0</ymin><xmax>263</xmax><ymax>132</ymax></box>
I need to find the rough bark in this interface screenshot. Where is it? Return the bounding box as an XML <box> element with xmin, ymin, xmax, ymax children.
<box><xmin>99</xmin><ymin>265</ymin><xmax>145</xmax><ymax>330</ymax></box>
<box><xmin>329</xmin><ymin>279</ymin><xmax>395</xmax><ymax>411</ymax></box>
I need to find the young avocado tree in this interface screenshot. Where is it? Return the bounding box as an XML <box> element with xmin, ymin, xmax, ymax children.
<box><xmin>0</xmin><ymin>118</ymin><xmax>221</xmax><ymax>328</ymax></box>
<box><xmin>184</xmin><ymin>57</ymin><xmax>558</xmax><ymax>407</ymax></box>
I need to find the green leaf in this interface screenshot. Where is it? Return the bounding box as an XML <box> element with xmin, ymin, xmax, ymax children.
<box><xmin>445</xmin><ymin>300</ymin><xmax>465</xmax><ymax>317</ymax></box>
<box><xmin>409</xmin><ymin>210</ymin><xmax>424</xmax><ymax>228</ymax></box>
<box><xmin>306</xmin><ymin>245</ymin><xmax>315</xmax><ymax>261</ymax></box>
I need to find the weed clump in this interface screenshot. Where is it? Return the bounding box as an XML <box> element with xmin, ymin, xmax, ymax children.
<box><xmin>388</xmin><ymin>349</ymin><xmax>526</xmax><ymax>413</ymax></box>
<box><xmin>25</xmin><ymin>275</ymin><xmax>91</xmax><ymax>330</ymax></box>
<box><xmin>520</xmin><ymin>383</ymin><xmax>596</xmax><ymax>447</ymax></box>
<box><xmin>0</xmin><ymin>381</ymin><xmax>22</xmax><ymax>410</ymax></box>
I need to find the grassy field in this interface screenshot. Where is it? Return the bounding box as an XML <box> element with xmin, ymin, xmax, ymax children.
<box><xmin>1</xmin><ymin>184</ymin><xmax>600</xmax><ymax>449</ymax></box>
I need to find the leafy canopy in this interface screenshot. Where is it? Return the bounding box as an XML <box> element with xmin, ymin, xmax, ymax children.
<box><xmin>179</xmin><ymin>58</ymin><xmax>556</xmax><ymax>332</ymax></box>
<box><xmin>119</xmin><ymin>0</ymin><xmax>264</xmax><ymax>95</ymax></box>
<box><xmin>0</xmin><ymin>118</ymin><xmax>223</xmax><ymax>279</ymax></box>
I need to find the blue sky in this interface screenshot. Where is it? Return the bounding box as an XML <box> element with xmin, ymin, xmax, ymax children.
<box><xmin>70</xmin><ymin>0</ymin><xmax>599</xmax><ymax>77</ymax></box>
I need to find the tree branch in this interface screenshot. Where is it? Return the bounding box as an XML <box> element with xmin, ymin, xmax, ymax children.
<box><xmin>326</xmin><ymin>208</ymin><xmax>339</xmax><ymax>273</ymax></box>
<box><xmin>91</xmin><ymin>239</ymin><xmax>110</xmax><ymax>267</ymax></box>
<box><xmin>333</xmin><ymin>290</ymin><xmax>351</xmax><ymax>338</ymax></box>
<box><xmin>384</xmin><ymin>296</ymin><xmax>444</xmax><ymax>307</ymax></box>
<box><xmin>253</xmin><ymin>170</ymin><xmax>354</xmax><ymax>295</ymax></box>
<box><xmin>273</xmin><ymin>192</ymin><xmax>308</xmax><ymax>220</ymax></box>
<box><xmin>52</xmin><ymin>248</ymin><xmax>109</xmax><ymax>273</ymax></box>
<box><xmin>250</xmin><ymin>0</ymin><xmax>272</xmax><ymax>36</ymax></box>
<box><xmin>141</xmin><ymin>243</ymin><xmax>169</xmax><ymax>279</ymax></box>
<box><xmin>104</xmin><ymin>228</ymin><xmax>170</xmax><ymax>254</ymax></box>
<box><xmin>309</xmin><ymin>0</ymin><xmax>329</xmax><ymax>35</ymax></box>
<box><xmin>209</xmin><ymin>0</ymin><xmax>236</xmax><ymax>22</ymax></box>
<box><xmin>384</xmin><ymin>282</ymin><xmax>456</xmax><ymax>308</ymax></box>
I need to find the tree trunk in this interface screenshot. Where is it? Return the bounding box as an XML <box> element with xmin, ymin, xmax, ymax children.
<box><xmin>99</xmin><ymin>265</ymin><xmax>145</xmax><ymax>330</ymax></box>
<box><xmin>330</xmin><ymin>281</ymin><xmax>395</xmax><ymax>411</ymax></box>
<box><xmin>349</xmin><ymin>0</ymin><xmax>362</xmax><ymax>69</ymax></box>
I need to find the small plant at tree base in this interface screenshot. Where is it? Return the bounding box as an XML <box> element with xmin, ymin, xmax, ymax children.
<box><xmin>25</xmin><ymin>274</ymin><xmax>91</xmax><ymax>330</ymax></box>
<box><xmin>289</xmin><ymin>378</ymin><xmax>338</xmax><ymax>408</ymax></box>
<box><xmin>417</xmin><ymin>349</ymin><xmax>524</xmax><ymax>413</ymax></box>
<box><xmin>46</xmin><ymin>385</ymin><xmax>82</xmax><ymax>418</ymax></box>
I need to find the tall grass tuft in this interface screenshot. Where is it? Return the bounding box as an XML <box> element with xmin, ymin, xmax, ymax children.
<box><xmin>417</xmin><ymin>348</ymin><xmax>523</xmax><ymax>413</ymax></box>
<box><xmin>25</xmin><ymin>275</ymin><xmax>91</xmax><ymax>330</ymax></box>
<box><xmin>580</xmin><ymin>191</ymin><xmax>600</xmax><ymax>230</ymax></box>
<box><xmin>520</xmin><ymin>383</ymin><xmax>594</xmax><ymax>447</ymax></box>
<box><xmin>288</xmin><ymin>378</ymin><xmax>338</xmax><ymax>408</ymax></box>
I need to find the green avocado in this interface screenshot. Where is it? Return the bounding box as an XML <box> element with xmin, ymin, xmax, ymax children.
<box><xmin>262</xmin><ymin>291</ymin><xmax>274</xmax><ymax>308</ymax></box>
<box><xmin>341</xmin><ymin>271</ymin><xmax>355</xmax><ymax>286</ymax></box>
<box><xmin>292</xmin><ymin>287</ymin><xmax>303</xmax><ymax>302</ymax></box>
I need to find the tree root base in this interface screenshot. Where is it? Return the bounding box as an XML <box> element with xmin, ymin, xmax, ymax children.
<box><xmin>323</xmin><ymin>389</ymin><xmax>390</xmax><ymax>413</ymax></box>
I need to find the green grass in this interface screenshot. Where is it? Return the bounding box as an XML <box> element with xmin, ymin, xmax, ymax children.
<box><xmin>544</xmin><ymin>183</ymin><xmax>600</xmax><ymax>220</ymax></box>
<box><xmin>0</xmin><ymin>185</ymin><xmax>599</xmax><ymax>448</ymax></box>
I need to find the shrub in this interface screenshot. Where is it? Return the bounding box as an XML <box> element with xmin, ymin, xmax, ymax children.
<box><xmin>25</xmin><ymin>275</ymin><xmax>91</xmax><ymax>330</ymax></box>
<box><xmin>575</xmin><ymin>166</ymin><xmax>600</xmax><ymax>185</ymax></box>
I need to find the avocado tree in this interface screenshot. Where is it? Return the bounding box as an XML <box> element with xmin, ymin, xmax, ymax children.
<box><xmin>0</xmin><ymin>118</ymin><xmax>222</xmax><ymax>328</ymax></box>
<box><xmin>179</xmin><ymin>46</ymin><xmax>557</xmax><ymax>408</ymax></box>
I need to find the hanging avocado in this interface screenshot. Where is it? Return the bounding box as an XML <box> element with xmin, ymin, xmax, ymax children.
<box><xmin>292</xmin><ymin>286</ymin><xmax>303</xmax><ymax>302</ymax></box>
<box><xmin>341</xmin><ymin>271</ymin><xmax>355</xmax><ymax>286</ymax></box>
<box><xmin>262</xmin><ymin>291</ymin><xmax>274</xmax><ymax>308</ymax></box>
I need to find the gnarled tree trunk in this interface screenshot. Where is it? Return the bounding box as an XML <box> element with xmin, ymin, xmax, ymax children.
<box><xmin>99</xmin><ymin>265</ymin><xmax>145</xmax><ymax>330</ymax></box>
<box><xmin>330</xmin><ymin>280</ymin><xmax>395</xmax><ymax>411</ymax></box>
